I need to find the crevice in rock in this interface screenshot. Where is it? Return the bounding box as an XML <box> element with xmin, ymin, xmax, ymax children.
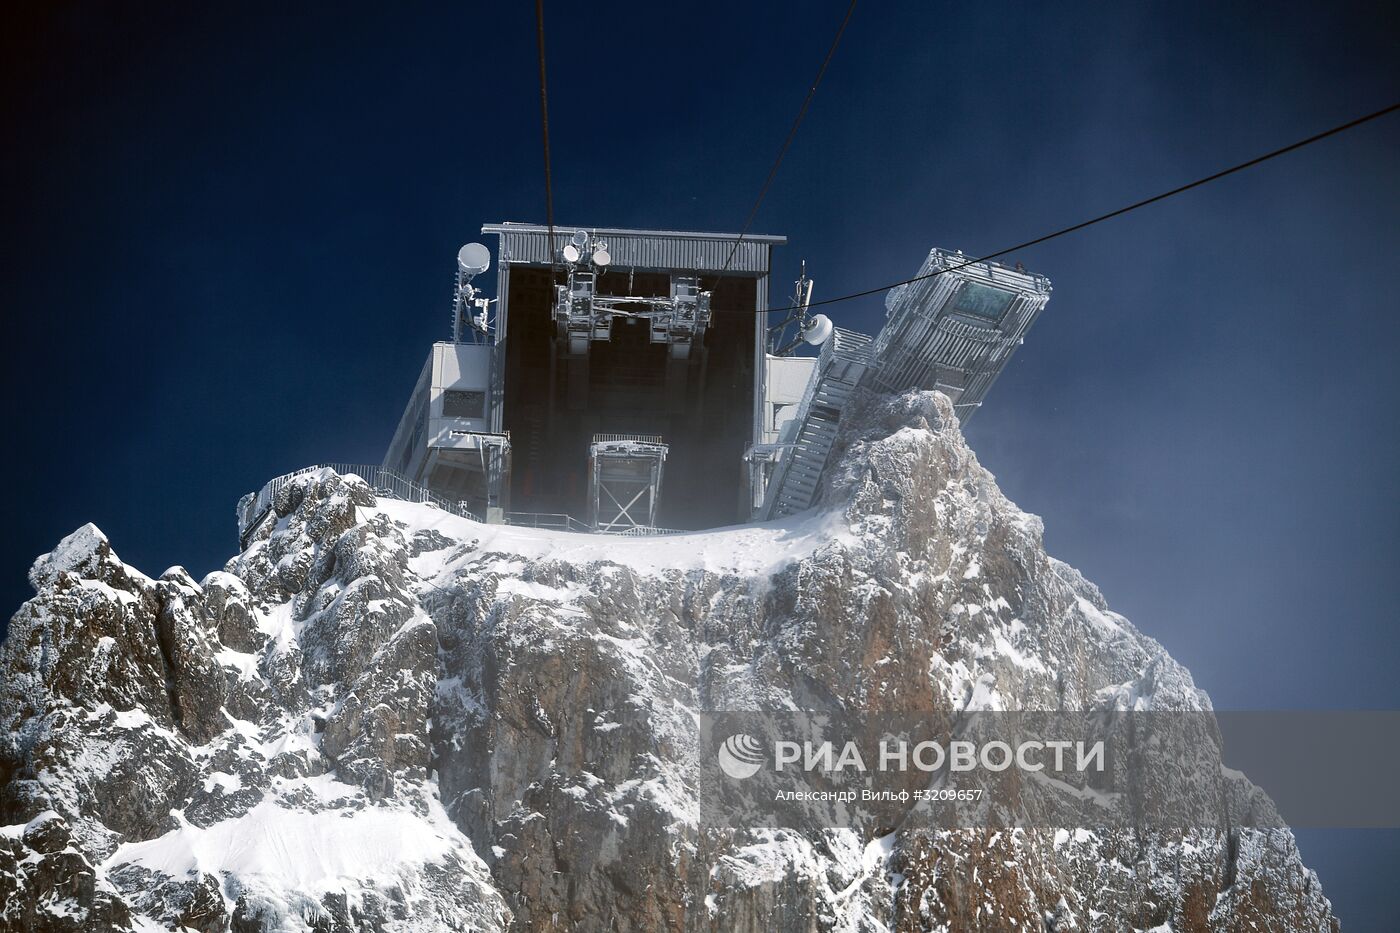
<box><xmin>1222</xmin><ymin>828</ymin><xmax>1240</xmax><ymax>890</ymax></box>
<box><xmin>151</xmin><ymin>593</ymin><xmax>186</xmax><ymax>730</ymax></box>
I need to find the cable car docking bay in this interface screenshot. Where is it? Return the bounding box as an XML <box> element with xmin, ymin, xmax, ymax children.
<box><xmin>381</xmin><ymin>222</ymin><xmax>1052</xmax><ymax>534</ymax></box>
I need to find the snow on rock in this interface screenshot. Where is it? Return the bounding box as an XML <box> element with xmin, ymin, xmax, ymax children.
<box><xmin>104</xmin><ymin>788</ymin><xmax>499</xmax><ymax>933</ymax></box>
<box><xmin>0</xmin><ymin>389</ymin><xmax>1337</xmax><ymax>932</ymax></box>
<box><xmin>0</xmin><ymin>470</ymin><xmax>507</xmax><ymax>932</ymax></box>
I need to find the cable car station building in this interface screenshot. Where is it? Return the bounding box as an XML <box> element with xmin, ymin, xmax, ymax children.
<box><xmin>382</xmin><ymin>222</ymin><xmax>1051</xmax><ymax>534</ymax></box>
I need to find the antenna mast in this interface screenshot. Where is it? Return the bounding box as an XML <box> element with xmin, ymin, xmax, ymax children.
<box><xmin>452</xmin><ymin>243</ymin><xmax>497</xmax><ymax>344</ymax></box>
<box><xmin>769</xmin><ymin>261</ymin><xmax>827</xmax><ymax>355</ymax></box>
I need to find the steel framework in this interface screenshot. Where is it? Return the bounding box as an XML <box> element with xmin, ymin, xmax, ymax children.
<box><xmin>587</xmin><ymin>434</ymin><xmax>669</xmax><ymax>532</ymax></box>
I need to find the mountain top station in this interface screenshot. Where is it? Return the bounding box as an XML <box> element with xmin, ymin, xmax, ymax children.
<box><xmin>240</xmin><ymin>222</ymin><xmax>1051</xmax><ymax>544</ymax></box>
<box><xmin>380</xmin><ymin>223</ymin><xmax>1051</xmax><ymax>534</ymax></box>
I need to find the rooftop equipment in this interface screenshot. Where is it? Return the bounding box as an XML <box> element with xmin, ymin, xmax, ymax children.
<box><xmin>453</xmin><ymin>242</ymin><xmax>497</xmax><ymax>343</ymax></box>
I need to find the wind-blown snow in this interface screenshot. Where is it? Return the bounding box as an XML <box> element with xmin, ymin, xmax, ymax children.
<box><xmin>376</xmin><ymin>498</ymin><xmax>849</xmax><ymax>580</ymax></box>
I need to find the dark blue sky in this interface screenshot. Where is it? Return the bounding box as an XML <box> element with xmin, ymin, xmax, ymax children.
<box><xmin>3</xmin><ymin>1</ymin><xmax>1396</xmax><ymax>925</ymax></box>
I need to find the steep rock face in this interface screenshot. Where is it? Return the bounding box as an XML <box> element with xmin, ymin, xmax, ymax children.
<box><xmin>0</xmin><ymin>389</ymin><xmax>1336</xmax><ymax>931</ymax></box>
<box><xmin>0</xmin><ymin>483</ymin><xmax>507</xmax><ymax>932</ymax></box>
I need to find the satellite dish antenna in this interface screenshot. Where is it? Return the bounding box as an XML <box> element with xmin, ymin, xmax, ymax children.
<box><xmin>802</xmin><ymin>313</ymin><xmax>834</xmax><ymax>345</ymax></box>
<box><xmin>570</xmin><ymin>229</ymin><xmax>589</xmax><ymax>248</ymax></box>
<box><xmin>592</xmin><ymin>245</ymin><xmax>611</xmax><ymax>267</ymax></box>
<box><xmin>562</xmin><ymin>243</ymin><xmax>582</xmax><ymax>263</ymax></box>
<box><xmin>457</xmin><ymin>243</ymin><xmax>491</xmax><ymax>278</ymax></box>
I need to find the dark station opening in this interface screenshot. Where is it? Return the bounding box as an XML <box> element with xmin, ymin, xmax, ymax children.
<box><xmin>501</xmin><ymin>267</ymin><xmax>757</xmax><ymax>530</ymax></box>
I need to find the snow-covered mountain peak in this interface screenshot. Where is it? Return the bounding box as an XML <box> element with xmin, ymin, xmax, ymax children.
<box><xmin>0</xmin><ymin>389</ymin><xmax>1336</xmax><ymax>931</ymax></box>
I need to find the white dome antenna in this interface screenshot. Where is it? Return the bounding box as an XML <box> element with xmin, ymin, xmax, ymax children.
<box><xmin>564</xmin><ymin>230</ymin><xmax>591</xmax><ymax>264</ymax></box>
<box><xmin>802</xmin><ymin>313</ymin><xmax>834</xmax><ymax>346</ymax></box>
<box><xmin>457</xmin><ymin>242</ymin><xmax>491</xmax><ymax>279</ymax></box>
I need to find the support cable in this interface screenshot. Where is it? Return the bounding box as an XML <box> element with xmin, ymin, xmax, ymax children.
<box><xmin>714</xmin><ymin>0</ymin><xmax>858</xmax><ymax>290</ymax></box>
<box><xmin>533</xmin><ymin>0</ymin><xmax>557</xmax><ymax>271</ymax></box>
<box><xmin>743</xmin><ymin>100</ymin><xmax>1400</xmax><ymax>316</ymax></box>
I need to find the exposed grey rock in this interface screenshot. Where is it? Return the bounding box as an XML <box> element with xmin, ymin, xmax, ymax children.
<box><xmin>0</xmin><ymin>392</ymin><xmax>1337</xmax><ymax>931</ymax></box>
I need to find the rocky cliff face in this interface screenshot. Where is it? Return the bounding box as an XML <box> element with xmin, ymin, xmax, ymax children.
<box><xmin>0</xmin><ymin>390</ymin><xmax>1336</xmax><ymax>932</ymax></box>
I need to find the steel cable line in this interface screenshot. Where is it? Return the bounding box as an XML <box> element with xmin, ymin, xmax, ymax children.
<box><xmin>714</xmin><ymin>0</ymin><xmax>858</xmax><ymax>288</ymax></box>
<box><xmin>534</xmin><ymin>0</ymin><xmax>557</xmax><ymax>269</ymax></box>
<box><xmin>740</xmin><ymin>100</ymin><xmax>1400</xmax><ymax>317</ymax></box>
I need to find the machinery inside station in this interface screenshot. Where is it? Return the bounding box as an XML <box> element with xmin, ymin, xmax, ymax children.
<box><xmin>498</xmin><ymin>260</ymin><xmax>759</xmax><ymax>530</ymax></box>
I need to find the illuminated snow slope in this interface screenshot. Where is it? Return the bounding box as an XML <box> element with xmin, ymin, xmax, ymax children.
<box><xmin>0</xmin><ymin>390</ymin><xmax>1335</xmax><ymax>932</ymax></box>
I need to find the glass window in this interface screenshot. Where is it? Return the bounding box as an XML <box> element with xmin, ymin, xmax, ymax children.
<box><xmin>951</xmin><ymin>282</ymin><xmax>1016</xmax><ymax>322</ymax></box>
<box><xmin>443</xmin><ymin>390</ymin><xmax>486</xmax><ymax>419</ymax></box>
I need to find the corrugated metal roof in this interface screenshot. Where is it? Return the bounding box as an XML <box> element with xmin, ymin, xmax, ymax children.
<box><xmin>482</xmin><ymin>223</ymin><xmax>785</xmax><ymax>274</ymax></box>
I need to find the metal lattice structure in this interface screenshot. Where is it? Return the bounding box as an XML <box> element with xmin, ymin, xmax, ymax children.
<box><xmin>867</xmin><ymin>249</ymin><xmax>1052</xmax><ymax>424</ymax></box>
<box><xmin>588</xmin><ymin>434</ymin><xmax>669</xmax><ymax>533</ymax></box>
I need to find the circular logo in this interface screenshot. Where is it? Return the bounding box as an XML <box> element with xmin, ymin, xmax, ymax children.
<box><xmin>717</xmin><ymin>733</ymin><xmax>765</xmax><ymax>780</ymax></box>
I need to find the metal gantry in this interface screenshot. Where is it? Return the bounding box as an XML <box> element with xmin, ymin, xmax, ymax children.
<box><xmin>588</xmin><ymin>434</ymin><xmax>668</xmax><ymax>532</ymax></box>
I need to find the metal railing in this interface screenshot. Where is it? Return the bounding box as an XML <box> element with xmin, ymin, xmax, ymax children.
<box><xmin>237</xmin><ymin>465</ymin><xmax>332</xmax><ymax>544</ymax></box>
<box><xmin>238</xmin><ymin>463</ymin><xmax>688</xmax><ymax>546</ymax></box>
<box><xmin>238</xmin><ymin>462</ymin><xmax>482</xmax><ymax>546</ymax></box>
<box><xmin>322</xmin><ymin>463</ymin><xmax>482</xmax><ymax>522</ymax></box>
<box><xmin>601</xmin><ymin>525</ymin><xmax>688</xmax><ymax>537</ymax></box>
<box><xmin>592</xmin><ymin>433</ymin><xmax>665</xmax><ymax>446</ymax></box>
<box><xmin>504</xmin><ymin>511</ymin><xmax>592</xmax><ymax>533</ymax></box>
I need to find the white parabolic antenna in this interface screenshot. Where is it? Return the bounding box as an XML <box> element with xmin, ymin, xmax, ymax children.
<box><xmin>562</xmin><ymin>244</ymin><xmax>582</xmax><ymax>263</ymax></box>
<box><xmin>592</xmin><ymin>246</ymin><xmax>611</xmax><ymax>267</ymax></box>
<box><xmin>457</xmin><ymin>242</ymin><xmax>491</xmax><ymax>277</ymax></box>
<box><xmin>802</xmin><ymin>313</ymin><xmax>834</xmax><ymax>345</ymax></box>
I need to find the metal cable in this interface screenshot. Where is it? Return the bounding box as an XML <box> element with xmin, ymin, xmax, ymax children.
<box><xmin>714</xmin><ymin>0</ymin><xmax>858</xmax><ymax>290</ymax></box>
<box><xmin>743</xmin><ymin>100</ymin><xmax>1400</xmax><ymax>316</ymax></box>
<box><xmin>534</xmin><ymin>0</ymin><xmax>557</xmax><ymax>270</ymax></box>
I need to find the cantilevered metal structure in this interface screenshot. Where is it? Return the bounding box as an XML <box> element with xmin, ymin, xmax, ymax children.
<box><xmin>761</xmin><ymin>250</ymin><xmax>1052</xmax><ymax>519</ymax></box>
<box><xmin>868</xmin><ymin>249</ymin><xmax>1052</xmax><ymax>424</ymax></box>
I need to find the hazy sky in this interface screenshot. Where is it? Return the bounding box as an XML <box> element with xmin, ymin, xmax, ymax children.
<box><xmin>3</xmin><ymin>1</ymin><xmax>1396</xmax><ymax>924</ymax></box>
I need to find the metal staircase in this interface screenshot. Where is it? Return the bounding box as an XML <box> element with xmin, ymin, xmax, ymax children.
<box><xmin>761</xmin><ymin>328</ymin><xmax>875</xmax><ymax>520</ymax></box>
